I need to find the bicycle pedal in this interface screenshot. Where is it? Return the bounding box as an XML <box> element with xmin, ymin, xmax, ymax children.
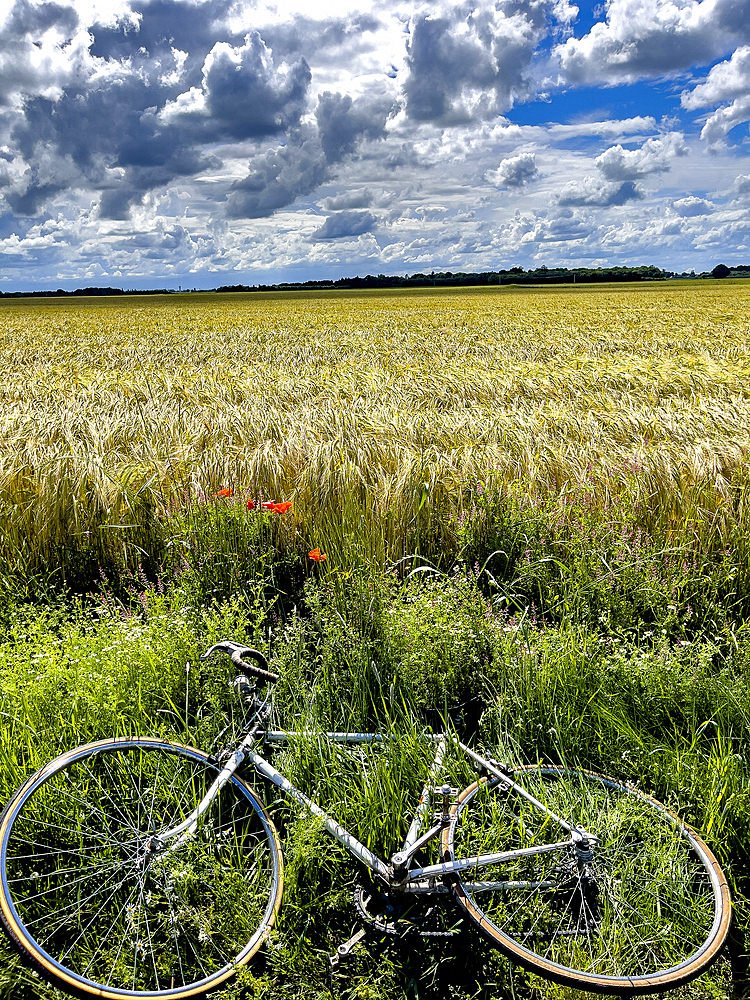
<box><xmin>430</xmin><ymin>785</ymin><xmax>459</xmax><ymax>797</ymax></box>
<box><xmin>430</xmin><ymin>785</ymin><xmax>459</xmax><ymax>819</ymax></box>
<box><xmin>328</xmin><ymin>927</ymin><xmax>367</xmax><ymax>967</ymax></box>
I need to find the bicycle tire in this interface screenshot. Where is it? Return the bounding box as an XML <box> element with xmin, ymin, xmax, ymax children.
<box><xmin>441</xmin><ymin>764</ymin><xmax>731</xmax><ymax>994</ymax></box>
<box><xmin>0</xmin><ymin>737</ymin><xmax>283</xmax><ymax>999</ymax></box>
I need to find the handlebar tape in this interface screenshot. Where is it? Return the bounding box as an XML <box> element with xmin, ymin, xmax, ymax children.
<box><xmin>200</xmin><ymin>640</ymin><xmax>280</xmax><ymax>683</ymax></box>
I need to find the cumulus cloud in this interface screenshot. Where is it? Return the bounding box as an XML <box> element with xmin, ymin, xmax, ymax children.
<box><xmin>681</xmin><ymin>46</ymin><xmax>750</xmax><ymax>144</ymax></box>
<box><xmin>322</xmin><ymin>188</ymin><xmax>374</xmax><ymax>210</ymax></box>
<box><xmin>3</xmin><ymin>16</ymin><xmax>313</xmax><ymax>218</ymax></box>
<box><xmin>161</xmin><ymin>32</ymin><xmax>311</xmax><ymax>140</ymax></box>
<box><xmin>486</xmin><ymin>152</ymin><xmax>538</xmax><ymax>187</ymax></box>
<box><xmin>225</xmin><ymin>89</ymin><xmax>393</xmax><ymax>219</ymax></box>
<box><xmin>315</xmin><ymin>90</ymin><xmax>395</xmax><ymax>162</ymax></box>
<box><xmin>311</xmin><ymin>209</ymin><xmax>377</xmax><ymax>239</ymax></box>
<box><xmin>594</xmin><ymin>133</ymin><xmax>687</xmax><ymax>181</ymax></box>
<box><xmin>0</xmin><ymin>0</ymin><xmax>748</xmax><ymax>286</ymax></box>
<box><xmin>0</xmin><ymin>1</ymin><xmax>83</xmax><ymax>107</ymax></box>
<box><xmin>557</xmin><ymin>177</ymin><xmax>643</xmax><ymax>206</ymax></box>
<box><xmin>553</xmin><ymin>0</ymin><xmax>750</xmax><ymax>86</ymax></box>
<box><xmin>225</xmin><ymin>128</ymin><xmax>328</xmax><ymax>219</ymax></box>
<box><xmin>404</xmin><ymin>1</ymin><xmax>575</xmax><ymax>124</ymax></box>
<box><xmin>672</xmin><ymin>196</ymin><xmax>714</xmax><ymax>216</ymax></box>
<box><xmin>259</xmin><ymin>13</ymin><xmax>383</xmax><ymax>65</ymax></box>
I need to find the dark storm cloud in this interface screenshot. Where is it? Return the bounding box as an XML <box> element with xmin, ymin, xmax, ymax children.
<box><xmin>5</xmin><ymin>0</ymin><xmax>78</xmax><ymax>37</ymax></box>
<box><xmin>0</xmin><ymin>0</ymin><xmax>78</xmax><ymax>106</ymax></box>
<box><xmin>188</xmin><ymin>33</ymin><xmax>311</xmax><ymax>142</ymax></box>
<box><xmin>12</xmin><ymin>80</ymin><xmax>223</xmax><ymax>217</ymax></box>
<box><xmin>311</xmin><ymin>210</ymin><xmax>376</xmax><ymax>240</ymax></box>
<box><xmin>259</xmin><ymin>13</ymin><xmax>382</xmax><ymax>62</ymax></box>
<box><xmin>322</xmin><ymin>188</ymin><xmax>374</xmax><ymax>210</ymax></box>
<box><xmin>5</xmin><ymin>0</ymin><xmax>312</xmax><ymax>218</ymax></box>
<box><xmin>5</xmin><ymin>180</ymin><xmax>68</xmax><ymax>215</ymax></box>
<box><xmin>89</xmin><ymin>0</ymin><xmax>236</xmax><ymax>62</ymax></box>
<box><xmin>225</xmin><ymin>128</ymin><xmax>329</xmax><ymax>219</ymax></box>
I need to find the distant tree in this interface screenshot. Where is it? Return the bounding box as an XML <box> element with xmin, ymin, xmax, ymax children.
<box><xmin>712</xmin><ymin>263</ymin><xmax>730</xmax><ymax>278</ymax></box>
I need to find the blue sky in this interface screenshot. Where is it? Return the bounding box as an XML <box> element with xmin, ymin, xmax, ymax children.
<box><xmin>1</xmin><ymin>0</ymin><xmax>749</xmax><ymax>290</ymax></box>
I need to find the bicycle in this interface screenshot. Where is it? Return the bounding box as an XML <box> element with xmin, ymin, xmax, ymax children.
<box><xmin>0</xmin><ymin>640</ymin><xmax>731</xmax><ymax>999</ymax></box>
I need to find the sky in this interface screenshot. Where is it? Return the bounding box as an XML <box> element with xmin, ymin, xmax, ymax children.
<box><xmin>1</xmin><ymin>0</ymin><xmax>750</xmax><ymax>290</ymax></box>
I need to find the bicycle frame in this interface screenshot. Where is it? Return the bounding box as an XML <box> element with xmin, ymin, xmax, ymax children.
<box><xmin>160</xmin><ymin>726</ymin><xmax>587</xmax><ymax>893</ymax></box>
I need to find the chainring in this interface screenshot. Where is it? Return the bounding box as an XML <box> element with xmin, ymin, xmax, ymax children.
<box><xmin>354</xmin><ymin>882</ymin><xmax>457</xmax><ymax>938</ymax></box>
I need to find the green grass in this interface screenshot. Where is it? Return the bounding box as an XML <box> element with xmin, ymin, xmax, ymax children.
<box><xmin>0</xmin><ymin>483</ymin><xmax>749</xmax><ymax>1000</ymax></box>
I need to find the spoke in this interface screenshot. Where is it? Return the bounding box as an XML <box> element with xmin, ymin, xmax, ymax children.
<box><xmin>61</xmin><ymin>761</ymin><xmax>139</xmax><ymax>838</ymax></box>
<box><xmin>82</xmin><ymin>880</ymin><xmax>141</xmax><ymax>981</ymax></box>
<box><xmin>85</xmin><ymin>755</ymin><xmax>142</xmax><ymax>836</ymax></box>
<box><xmin>596</xmin><ymin>857</ymin><xmax>713</xmax><ymax>933</ymax></box>
<box><xmin>600</xmin><ymin>875</ymin><xmax>706</xmax><ymax>957</ymax></box>
<box><xmin>1</xmin><ymin>742</ymin><xmax>273</xmax><ymax>996</ymax></box>
<box><xmin>35</xmin><ymin>865</ymin><xmax>135</xmax><ymax>953</ymax></box>
<box><xmin>5</xmin><ymin>837</ymin><xmax>136</xmax><ymax>864</ymax></box>
<box><xmin>57</xmin><ymin>867</ymin><xmax>141</xmax><ymax>962</ymax></box>
<box><xmin>140</xmin><ymin>892</ymin><xmax>161</xmax><ymax>990</ymax></box>
<box><xmin>14</xmin><ymin>804</ymin><xmax>131</xmax><ymax>851</ymax></box>
<box><xmin>158</xmin><ymin>866</ymin><xmax>186</xmax><ymax>989</ymax></box>
<box><xmin>9</xmin><ymin>857</ymin><xmax>126</xmax><ymax>904</ymax></box>
<box><xmin>145</xmin><ymin>751</ymin><xmax>164</xmax><ymax>841</ymax></box>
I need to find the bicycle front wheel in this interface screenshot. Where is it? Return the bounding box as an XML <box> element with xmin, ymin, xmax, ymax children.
<box><xmin>0</xmin><ymin>738</ymin><xmax>283</xmax><ymax>999</ymax></box>
<box><xmin>442</xmin><ymin>765</ymin><xmax>730</xmax><ymax>994</ymax></box>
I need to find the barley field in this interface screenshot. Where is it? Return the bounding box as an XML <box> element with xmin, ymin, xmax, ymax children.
<box><xmin>2</xmin><ymin>280</ymin><xmax>750</xmax><ymax>584</ymax></box>
<box><xmin>1</xmin><ymin>281</ymin><xmax>750</xmax><ymax>1000</ymax></box>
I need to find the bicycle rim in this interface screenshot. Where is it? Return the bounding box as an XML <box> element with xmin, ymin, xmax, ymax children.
<box><xmin>0</xmin><ymin>738</ymin><xmax>283</xmax><ymax>999</ymax></box>
<box><xmin>442</xmin><ymin>765</ymin><xmax>730</xmax><ymax>994</ymax></box>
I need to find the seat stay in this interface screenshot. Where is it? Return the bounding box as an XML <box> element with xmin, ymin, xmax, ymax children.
<box><xmin>457</xmin><ymin>742</ymin><xmax>576</xmax><ymax>835</ymax></box>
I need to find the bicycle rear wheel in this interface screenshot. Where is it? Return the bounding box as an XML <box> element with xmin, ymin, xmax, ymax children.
<box><xmin>442</xmin><ymin>765</ymin><xmax>730</xmax><ymax>994</ymax></box>
<box><xmin>0</xmin><ymin>738</ymin><xmax>283</xmax><ymax>999</ymax></box>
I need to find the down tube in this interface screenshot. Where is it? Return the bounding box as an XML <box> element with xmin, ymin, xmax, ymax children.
<box><xmin>245</xmin><ymin>749</ymin><xmax>392</xmax><ymax>880</ymax></box>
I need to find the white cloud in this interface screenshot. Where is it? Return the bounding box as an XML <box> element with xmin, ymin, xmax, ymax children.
<box><xmin>486</xmin><ymin>151</ymin><xmax>538</xmax><ymax>187</ymax></box>
<box><xmin>672</xmin><ymin>195</ymin><xmax>714</xmax><ymax>215</ymax></box>
<box><xmin>681</xmin><ymin>46</ymin><xmax>750</xmax><ymax>144</ymax></box>
<box><xmin>682</xmin><ymin>45</ymin><xmax>750</xmax><ymax>107</ymax></box>
<box><xmin>0</xmin><ymin>0</ymin><xmax>748</xmax><ymax>286</ymax></box>
<box><xmin>594</xmin><ymin>133</ymin><xmax>687</xmax><ymax>181</ymax></box>
<box><xmin>553</xmin><ymin>0</ymin><xmax>750</xmax><ymax>86</ymax></box>
<box><xmin>557</xmin><ymin>176</ymin><xmax>644</xmax><ymax>206</ymax></box>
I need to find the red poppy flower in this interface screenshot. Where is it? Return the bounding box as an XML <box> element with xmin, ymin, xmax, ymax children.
<box><xmin>214</xmin><ymin>488</ymin><xmax>232</xmax><ymax>498</ymax></box>
<box><xmin>246</xmin><ymin>498</ymin><xmax>255</xmax><ymax>510</ymax></box>
<box><xmin>262</xmin><ymin>500</ymin><xmax>293</xmax><ymax>513</ymax></box>
<box><xmin>308</xmin><ymin>548</ymin><xmax>327</xmax><ymax>561</ymax></box>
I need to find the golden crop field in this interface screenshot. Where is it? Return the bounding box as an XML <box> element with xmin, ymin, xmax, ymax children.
<box><xmin>2</xmin><ymin>280</ymin><xmax>750</xmax><ymax>577</ymax></box>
